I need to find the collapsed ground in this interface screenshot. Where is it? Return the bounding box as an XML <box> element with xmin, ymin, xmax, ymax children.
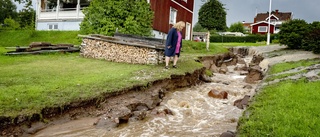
<box><xmin>1</xmin><ymin>45</ymin><xmax>320</xmax><ymax>136</ymax></box>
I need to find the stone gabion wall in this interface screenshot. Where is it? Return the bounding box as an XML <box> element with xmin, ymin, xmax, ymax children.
<box><xmin>80</xmin><ymin>38</ymin><xmax>164</xmax><ymax>65</ymax></box>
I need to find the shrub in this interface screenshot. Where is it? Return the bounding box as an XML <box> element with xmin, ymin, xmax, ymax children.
<box><xmin>279</xmin><ymin>19</ymin><xmax>309</xmax><ymax>49</ymax></box>
<box><xmin>301</xmin><ymin>21</ymin><xmax>320</xmax><ymax>54</ymax></box>
<box><xmin>2</xmin><ymin>18</ymin><xmax>20</xmax><ymax>30</ymax></box>
<box><xmin>209</xmin><ymin>34</ymin><xmax>275</xmax><ymax>43</ymax></box>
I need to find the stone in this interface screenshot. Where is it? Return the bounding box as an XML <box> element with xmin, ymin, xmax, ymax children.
<box><xmin>251</xmin><ymin>54</ymin><xmax>264</xmax><ymax>65</ymax></box>
<box><xmin>237</xmin><ymin>57</ymin><xmax>246</xmax><ymax>64</ymax></box>
<box><xmin>244</xmin><ymin>65</ymin><xmax>263</xmax><ymax>84</ymax></box>
<box><xmin>243</xmin><ymin>85</ymin><xmax>253</xmax><ymax>89</ymax></box>
<box><xmin>220</xmin><ymin>131</ymin><xmax>235</xmax><ymax>137</ymax></box>
<box><xmin>129</xmin><ymin>110</ymin><xmax>147</xmax><ymax>122</ymax></box>
<box><xmin>200</xmin><ymin>74</ymin><xmax>213</xmax><ymax>83</ymax></box>
<box><xmin>94</xmin><ymin>117</ymin><xmax>119</xmax><ymax>130</ymax></box>
<box><xmin>210</xmin><ymin>64</ymin><xmax>219</xmax><ymax>73</ymax></box>
<box><xmin>208</xmin><ymin>89</ymin><xmax>228</xmax><ymax>99</ymax></box>
<box><xmin>234</xmin><ymin>95</ymin><xmax>250</xmax><ymax>109</ymax></box>
<box><xmin>219</xmin><ymin>64</ymin><xmax>228</xmax><ymax>74</ymax></box>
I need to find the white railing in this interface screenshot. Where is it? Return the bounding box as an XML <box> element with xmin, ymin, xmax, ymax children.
<box><xmin>38</xmin><ymin>8</ymin><xmax>85</xmax><ymax>20</ymax></box>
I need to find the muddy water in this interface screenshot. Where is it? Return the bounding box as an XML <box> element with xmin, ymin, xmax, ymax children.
<box><xmin>33</xmin><ymin>57</ymin><xmax>256</xmax><ymax>137</ymax></box>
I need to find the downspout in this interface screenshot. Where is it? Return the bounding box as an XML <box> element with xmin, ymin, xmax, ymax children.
<box><xmin>77</xmin><ymin>0</ymin><xmax>80</xmax><ymax>18</ymax></box>
<box><xmin>56</xmin><ymin>0</ymin><xmax>60</xmax><ymax>19</ymax></box>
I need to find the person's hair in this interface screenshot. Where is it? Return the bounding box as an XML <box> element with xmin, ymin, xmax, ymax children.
<box><xmin>173</xmin><ymin>21</ymin><xmax>185</xmax><ymax>31</ymax></box>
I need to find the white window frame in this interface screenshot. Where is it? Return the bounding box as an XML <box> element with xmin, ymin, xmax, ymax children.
<box><xmin>258</xmin><ymin>26</ymin><xmax>268</xmax><ymax>32</ymax></box>
<box><xmin>185</xmin><ymin>22</ymin><xmax>191</xmax><ymax>40</ymax></box>
<box><xmin>48</xmin><ymin>24</ymin><xmax>58</xmax><ymax>30</ymax></box>
<box><xmin>169</xmin><ymin>7</ymin><xmax>177</xmax><ymax>24</ymax></box>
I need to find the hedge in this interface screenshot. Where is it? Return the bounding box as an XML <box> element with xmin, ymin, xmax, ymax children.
<box><xmin>210</xmin><ymin>34</ymin><xmax>278</xmax><ymax>43</ymax></box>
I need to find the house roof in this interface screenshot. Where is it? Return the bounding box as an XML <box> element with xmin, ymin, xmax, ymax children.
<box><xmin>254</xmin><ymin>10</ymin><xmax>292</xmax><ymax>22</ymax></box>
<box><xmin>242</xmin><ymin>23</ymin><xmax>253</xmax><ymax>28</ymax></box>
<box><xmin>250</xmin><ymin>21</ymin><xmax>276</xmax><ymax>26</ymax></box>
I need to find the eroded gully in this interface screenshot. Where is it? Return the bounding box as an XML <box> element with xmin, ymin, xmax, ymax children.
<box><xmin>33</xmin><ymin>45</ymin><xmax>317</xmax><ymax>137</ymax></box>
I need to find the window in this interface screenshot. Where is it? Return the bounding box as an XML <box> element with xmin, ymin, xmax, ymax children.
<box><xmin>258</xmin><ymin>26</ymin><xmax>267</xmax><ymax>32</ymax></box>
<box><xmin>48</xmin><ymin>24</ymin><xmax>58</xmax><ymax>30</ymax></box>
<box><xmin>183</xmin><ymin>0</ymin><xmax>187</xmax><ymax>2</ymax></box>
<box><xmin>270</xmin><ymin>19</ymin><xmax>276</xmax><ymax>23</ymax></box>
<box><xmin>169</xmin><ymin>7</ymin><xmax>177</xmax><ymax>24</ymax></box>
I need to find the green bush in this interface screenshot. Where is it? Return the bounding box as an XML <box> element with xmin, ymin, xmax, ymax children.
<box><xmin>279</xmin><ymin>19</ymin><xmax>309</xmax><ymax>49</ymax></box>
<box><xmin>209</xmin><ymin>34</ymin><xmax>275</xmax><ymax>43</ymax></box>
<box><xmin>301</xmin><ymin>21</ymin><xmax>320</xmax><ymax>54</ymax></box>
<box><xmin>2</xmin><ymin>18</ymin><xmax>20</xmax><ymax>30</ymax></box>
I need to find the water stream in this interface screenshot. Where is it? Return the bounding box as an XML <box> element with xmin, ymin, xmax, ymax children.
<box><xmin>33</xmin><ymin>55</ymin><xmax>257</xmax><ymax>137</ymax></box>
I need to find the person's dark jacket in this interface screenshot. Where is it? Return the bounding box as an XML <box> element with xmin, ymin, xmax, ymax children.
<box><xmin>165</xmin><ymin>28</ymin><xmax>182</xmax><ymax>57</ymax></box>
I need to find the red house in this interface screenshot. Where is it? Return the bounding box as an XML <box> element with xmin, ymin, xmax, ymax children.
<box><xmin>149</xmin><ymin>0</ymin><xmax>194</xmax><ymax>40</ymax></box>
<box><xmin>250</xmin><ymin>10</ymin><xmax>292</xmax><ymax>34</ymax></box>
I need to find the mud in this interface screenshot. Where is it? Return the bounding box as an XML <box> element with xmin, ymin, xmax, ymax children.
<box><xmin>0</xmin><ymin>67</ymin><xmax>205</xmax><ymax>136</ymax></box>
<box><xmin>1</xmin><ymin>45</ymin><xmax>320</xmax><ymax>137</ymax></box>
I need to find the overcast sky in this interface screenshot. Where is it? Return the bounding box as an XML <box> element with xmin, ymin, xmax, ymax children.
<box><xmin>193</xmin><ymin>0</ymin><xmax>320</xmax><ymax>27</ymax></box>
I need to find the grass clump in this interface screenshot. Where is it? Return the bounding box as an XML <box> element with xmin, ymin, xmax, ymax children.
<box><xmin>268</xmin><ymin>59</ymin><xmax>320</xmax><ymax>74</ymax></box>
<box><xmin>264</xmin><ymin>70</ymin><xmax>307</xmax><ymax>82</ymax></box>
<box><xmin>238</xmin><ymin>79</ymin><xmax>320</xmax><ymax>136</ymax></box>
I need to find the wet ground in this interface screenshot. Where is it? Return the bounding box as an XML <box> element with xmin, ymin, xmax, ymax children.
<box><xmin>6</xmin><ymin>45</ymin><xmax>320</xmax><ymax>137</ymax></box>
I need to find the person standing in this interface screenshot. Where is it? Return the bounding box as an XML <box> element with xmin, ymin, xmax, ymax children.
<box><xmin>164</xmin><ymin>21</ymin><xmax>185</xmax><ymax>69</ymax></box>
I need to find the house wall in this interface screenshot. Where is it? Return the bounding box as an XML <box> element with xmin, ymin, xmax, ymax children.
<box><xmin>251</xmin><ymin>22</ymin><xmax>275</xmax><ymax>35</ymax></box>
<box><xmin>150</xmin><ymin>0</ymin><xmax>194</xmax><ymax>39</ymax></box>
<box><xmin>37</xmin><ymin>20</ymin><xmax>82</xmax><ymax>30</ymax></box>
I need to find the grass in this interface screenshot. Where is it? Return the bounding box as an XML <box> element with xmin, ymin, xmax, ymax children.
<box><xmin>268</xmin><ymin>59</ymin><xmax>320</xmax><ymax>75</ymax></box>
<box><xmin>238</xmin><ymin>79</ymin><xmax>320</xmax><ymax>137</ymax></box>
<box><xmin>264</xmin><ymin>70</ymin><xmax>307</xmax><ymax>82</ymax></box>
<box><xmin>238</xmin><ymin>58</ymin><xmax>320</xmax><ymax>136</ymax></box>
<box><xmin>0</xmin><ymin>30</ymin><xmax>81</xmax><ymax>47</ymax></box>
<box><xmin>0</xmin><ymin>30</ymin><xmax>271</xmax><ymax>121</ymax></box>
<box><xmin>0</xmin><ymin>52</ymin><xmax>203</xmax><ymax>116</ymax></box>
<box><xmin>0</xmin><ymin>30</ymin><xmax>233</xmax><ymax>117</ymax></box>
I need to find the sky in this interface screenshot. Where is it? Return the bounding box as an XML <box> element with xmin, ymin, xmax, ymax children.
<box><xmin>193</xmin><ymin>0</ymin><xmax>320</xmax><ymax>27</ymax></box>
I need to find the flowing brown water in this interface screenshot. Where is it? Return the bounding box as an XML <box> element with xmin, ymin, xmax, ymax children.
<box><xmin>33</xmin><ymin>55</ymin><xmax>256</xmax><ymax>137</ymax></box>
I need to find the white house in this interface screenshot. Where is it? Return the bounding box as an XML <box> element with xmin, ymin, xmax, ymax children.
<box><xmin>35</xmin><ymin>0</ymin><xmax>90</xmax><ymax>30</ymax></box>
<box><xmin>35</xmin><ymin>0</ymin><xmax>194</xmax><ymax>41</ymax></box>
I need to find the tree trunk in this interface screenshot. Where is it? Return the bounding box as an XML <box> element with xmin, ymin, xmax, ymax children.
<box><xmin>206</xmin><ymin>31</ymin><xmax>210</xmax><ymax>51</ymax></box>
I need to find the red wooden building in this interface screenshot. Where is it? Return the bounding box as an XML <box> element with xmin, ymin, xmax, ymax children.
<box><xmin>250</xmin><ymin>10</ymin><xmax>292</xmax><ymax>34</ymax></box>
<box><xmin>149</xmin><ymin>0</ymin><xmax>194</xmax><ymax>40</ymax></box>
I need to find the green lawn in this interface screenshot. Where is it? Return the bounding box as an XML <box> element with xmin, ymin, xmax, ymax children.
<box><xmin>0</xmin><ymin>30</ymin><xmax>81</xmax><ymax>47</ymax></box>
<box><xmin>238</xmin><ymin>59</ymin><xmax>320</xmax><ymax>136</ymax></box>
<box><xmin>0</xmin><ymin>30</ymin><xmax>230</xmax><ymax>117</ymax></box>
<box><xmin>268</xmin><ymin>59</ymin><xmax>320</xmax><ymax>74</ymax></box>
<box><xmin>3</xmin><ymin>30</ymin><xmax>289</xmax><ymax>133</ymax></box>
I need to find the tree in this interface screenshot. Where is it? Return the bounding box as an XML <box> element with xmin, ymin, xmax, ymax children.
<box><xmin>0</xmin><ymin>0</ymin><xmax>18</xmax><ymax>24</ymax></box>
<box><xmin>279</xmin><ymin>19</ymin><xmax>309</xmax><ymax>49</ymax></box>
<box><xmin>198</xmin><ymin>0</ymin><xmax>227</xmax><ymax>31</ymax></box>
<box><xmin>228</xmin><ymin>22</ymin><xmax>244</xmax><ymax>33</ymax></box>
<box><xmin>80</xmin><ymin>0</ymin><xmax>154</xmax><ymax>36</ymax></box>
<box><xmin>17</xmin><ymin>8</ymin><xmax>35</xmax><ymax>29</ymax></box>
<box><xmin>198</xmin><ymin>0</ymin><xmax>227</xmax><ymax>51</ymax></box>
<box><xmin>193</xmin><ymin>22</ymin><xmax>207</xmax><ymax>32</ymax></box>
<box><xmin>301</xmin><ymin>21</ymin><xmax>320</xmax><ymax>53</ymax></box>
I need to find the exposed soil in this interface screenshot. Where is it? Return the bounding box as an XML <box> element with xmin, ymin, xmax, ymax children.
<box><xmin>0</xmin><ymin>67</ymin><xmax>206</xmax><ymax>136</ymax></box>
<box><xmin>1</xmin><ymin>45</ymin><xmax>319</xmax><ymax>137</ymax></box>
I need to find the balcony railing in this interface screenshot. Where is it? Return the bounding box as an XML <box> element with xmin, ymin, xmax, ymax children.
<box><xmin>38</xmin><ymin>7</ymin><xmax>85</xmax><ymax>20</ymax></box>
